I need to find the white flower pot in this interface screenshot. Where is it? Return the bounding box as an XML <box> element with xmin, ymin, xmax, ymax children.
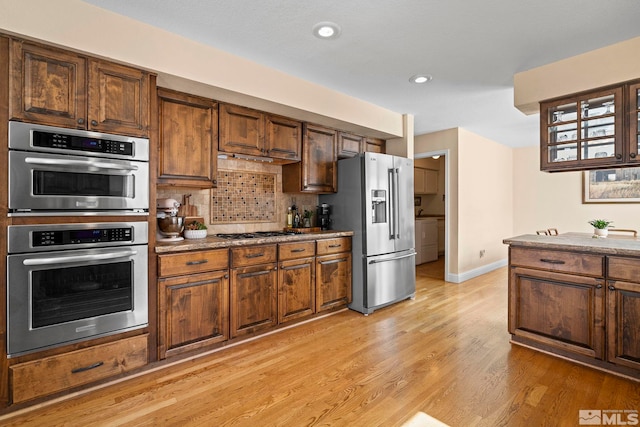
<box><xmin>594</xmin><ymin>228</ymin><xmax>608</xmax><ymax>238</ymax></box>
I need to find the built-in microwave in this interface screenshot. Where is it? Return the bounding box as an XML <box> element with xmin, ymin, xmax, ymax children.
<box><xmin>8</xmin><ymin>121</ymin><xmax>149</xmax><ymax>215</ymax></box>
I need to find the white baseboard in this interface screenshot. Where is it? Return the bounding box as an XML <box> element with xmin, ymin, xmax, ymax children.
<box><xmin>445</xmin><ymin>258</ymin><xmax>507</xmax><ymax>283</ymax></box>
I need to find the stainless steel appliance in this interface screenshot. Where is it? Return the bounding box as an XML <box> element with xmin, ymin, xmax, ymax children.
<box><xmin>6</xmin><ymin>221</ymin><xmax>149</xmax><ymax>357</ymax></box>
<box><xmin>8</xmin><ymin>121</ymin><xmax>149</xmax><ymax>215</ymax></box>
<box><xmin>320</xmin><ymin>152</ymin><xmax>416</xmax><ymax>314</ymax></box>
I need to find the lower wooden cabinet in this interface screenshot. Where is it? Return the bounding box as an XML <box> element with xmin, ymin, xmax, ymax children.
<box><xmin>10</xmin><ymin>334</ymin><xmax>148</xmax><ymax>403</ymax></box>
<box><xmin>158</xmin><ymin>271</ymin><xmax>229</xmax><ymax>358</ymax></box>
<box><xmin>316</xmin><ymin>252</ymin><xmax>352</xmax><ymax>312</ymax></box>
<box><xmin>231</xmin><ymin>263</ymin><xmax>278</xmax><ymax>338</ymax></box>
<box><xmin>509</xmin><ymin>266</ymin><xmax>605</xmax><ymax>359</ymax></box>
<box><xmin>278</xmin><ymin>256</ymin><xmax>315</xmax><ymax>323</ymax></box>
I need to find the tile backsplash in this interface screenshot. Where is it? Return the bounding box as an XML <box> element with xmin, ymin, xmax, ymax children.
<box><xmin>157</xmin><ymin>158</ymin><xmax>318</xmax><ymax>234</ymax></box>
<box><xmin>212</xmin><ymin>170</ymin><xmax>276</xmax><ymax>223</ymax></box>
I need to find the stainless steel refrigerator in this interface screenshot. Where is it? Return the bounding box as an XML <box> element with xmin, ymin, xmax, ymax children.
<box><xmin>320</xmin><ymin>152</ymin><xmax>416</xmax><ymax>315</ymax></box>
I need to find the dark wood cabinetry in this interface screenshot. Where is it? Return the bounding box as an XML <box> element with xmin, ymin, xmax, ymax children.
<box><xmin>157</xmin><ymin>88</ymin><xmax>218</xmax><ymax>188</ymax></box>
<box><xmin>337</xmin><ymin>131</ymin><xmax>363</xmax><ymax>158</ymax></box>
<box><xmin>9</xmin><ymin>39</ymin><xmax>150</xmax><ymax>137</ymax></box>
<box><xmin>365</xmin><ymin>137</ymin><xmax>385</xmax><ymax>154</ymax></box>
<box><xmin>282</xmin><ymin>123</ymin><xmax>337</xmax><ymax>193</ymax></box>
<box><xmin>157</xmin><ymin>249</ymin><xmax>230</xmax><ymax>358</ymax></box>
<box><xmin>506</xmin><ymin>242</ymin><xmax>640</xmax><ymax>379</ymax></box>
<box><xmin>606</xmin><ymin>256</ymin><xmax>640</xmax><ymax>371</ymax></box>
<box><xmin>230</xmin><ymin>245</ymin><xmax>278</xmax><ymax>338</ymax></box>
<box><xmin>540</xmin><ymin>80</ymin><xmax>640</xmax><ymax>171</ymax></box>
<box><xmin>278</xmin><ymin>241</ymin><xmax>316</xmax><ymax>323</ymax></box>
<box><xmin>316</xmin><ymin>237</ymin><xmax>352</xmax><ymax>312</ymax></box>
<box><xmin>219</xmin><ymin>104</ymin><xmax>301</xmax><ymax>162</ymax></box>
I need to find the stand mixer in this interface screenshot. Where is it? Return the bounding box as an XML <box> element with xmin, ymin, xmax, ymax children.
<box><xmin>157</xmin><ymin>198</ymin><xmax>185</xmax><ymax>242</ymax></box>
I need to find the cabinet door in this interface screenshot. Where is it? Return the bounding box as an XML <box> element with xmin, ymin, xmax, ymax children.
<box><xmin>219</xmin><ymin>104</ymin><xmax>265</xmax><ymax>157</ymax></box>
<box><xmin>424</xmin><ymin>169</ymin><xmax>438</xmax><ymax>194</ymax></box>
<box><xmin>364</xmin><ymin>137</ymin><xmax>385</xmax><ymax>154</ymax></box>
<box><xmin>628</xmin><ymin>82</ymin><xmax>640</xmax><ymax>165</ymax></box>
<box><xmin>509</xmin><ymin>266</ymin><xmax>605</xmax><ymax>359</ymax></box>
<box><xmin>606</xmin><ymin>280</ymin><xmax>640</xmax><ymax>370</ymax></box>
<box><xmin>158</xmin><ymin>271</ymin><xmax>229</xmax><ymax>359</ymax></box>
<box><xmin>265</xmin><ymin>114</ymin><xmax>301</xmax><ymax>162</ymax></box>
<box><xmin>302</xmin><ymin>124</ymin><xmax>337</xmax><ymax>193</ymax></box>
<box><xmin>87</xmin><ymin>59</ymin><xmax>150</xmax><ymax>137</ymax></box>
<box><xmin>157</xmin><ymin>88</ymin><xmax>218</xmax><ymax>188</ymax></box>
<box><xmin>9</xmin><ymin>39</ymin><xmax>87</xmax><ymax>128</ymax></box>
<box><xmin>231</xmin><ymin>264</ymin><xmax>278</xmax><ymax>338</ymax></box>
<box><xmin>337</xmin><ymin>132</ymin><xmax>363</xmax><ymax>158</ymax></box>
<box><xmin>540</xmin><ymin>87</ymin><xmax>623</xmax><ymax>171</ymax></box>
<box><xmin>316</xmin><ymin>252</ymin><xmax>352</xmax><ymax>312</ymax></box>
<box><xmin>278</xmin><ymin>257</ymin><xmax>315</xmax><ymax>323</ymax></box>
<box><xmin>414</xmin><ymin>168</ymin><xmax>425</xmax><ymax>193</ymax></box>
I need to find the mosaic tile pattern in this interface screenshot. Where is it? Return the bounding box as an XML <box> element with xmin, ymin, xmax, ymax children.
<box><xmin>211</xmin><ymin>170</ymin><xmax>276</xmax><ymax>223</ymax></box>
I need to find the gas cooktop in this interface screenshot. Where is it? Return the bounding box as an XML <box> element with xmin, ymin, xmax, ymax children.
<box><xmin>215</xmin><ymin>231</ymin><xmax>301</xmax><ymax>240</ymax></box>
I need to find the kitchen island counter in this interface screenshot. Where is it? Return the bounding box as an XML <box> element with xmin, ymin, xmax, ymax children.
<box><xmin>503</xmin><ymin>232</ymin><xmax>640</xmax><ymax>256</ymax></box>
<box><xmin>156</xmin><ymin>230</ymin><xmax>354</xmax><ymax>253</ymax></box>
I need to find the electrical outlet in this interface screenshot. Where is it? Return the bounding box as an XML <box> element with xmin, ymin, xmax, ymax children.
<box><xmin>479</xmin><ymin>249</ymin><xmax>485</xmax><ymax>258</ymax></box>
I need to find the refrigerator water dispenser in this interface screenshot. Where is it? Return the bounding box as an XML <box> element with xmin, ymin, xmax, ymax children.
<box><xmin>371</xmin><ymin>190</ymin><xmax>387</xmax><ymax>223</ymax></box>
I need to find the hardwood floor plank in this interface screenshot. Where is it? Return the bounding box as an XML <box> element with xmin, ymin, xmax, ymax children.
<box><xmin>0</xmin><ymin>261</ymin><xmax>638</xmax><ymax>426</ymax></box>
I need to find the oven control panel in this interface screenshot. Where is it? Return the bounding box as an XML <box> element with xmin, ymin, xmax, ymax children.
<box><xmin>33</xmin><ymin>227</ymin><xmax>133</xmax><ymax>247</ymax></box>
<box><xmin>33</xmin><ymin>131</ymin><xmax>134</xmax><ymax>156</ymax></box>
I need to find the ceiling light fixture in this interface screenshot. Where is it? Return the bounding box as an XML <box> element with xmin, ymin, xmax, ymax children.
<box><xmin>432</xmin><ymin>155</ymin><xmax>440</xmax><ymax>159</ymax></box>
<box><xmin>410</xmin><ymin>74</ymin><xmax>433</xmax><ymax>84</ymax></box>
<box><xmin>313</xmin><ymin>21</ymin><xmax>341</xmax><ymax>39</ymax></box>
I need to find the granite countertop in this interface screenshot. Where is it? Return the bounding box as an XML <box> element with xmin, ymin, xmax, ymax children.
<box><xmin>156</xmin><ymin>230</ymin><xmax>354</xmax><ymax>254</ymax></box>
<box><xmin>503</xmin><ymin>232</ymin><xmax>640</xmax><ymax>256</ymax></box>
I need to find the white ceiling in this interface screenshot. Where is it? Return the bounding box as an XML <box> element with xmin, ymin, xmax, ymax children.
<box><xmin>83</xmin><ymin>0</ymin><xmax>640</xmax><ymax>148</ymax></box>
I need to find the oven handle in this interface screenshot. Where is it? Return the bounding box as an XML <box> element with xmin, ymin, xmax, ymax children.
<box><xmin>22</xmin><ymin>250</ymin><xmax>138</xmax><ymax>266</ymax></box>
<box><xmin>24</xmin><ymin>157</ymin><xmax>139</xmax><ymax>172</ymax></box>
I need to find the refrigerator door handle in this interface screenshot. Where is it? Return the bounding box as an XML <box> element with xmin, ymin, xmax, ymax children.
<box><xmin>388</xmin><ymin>168</ymin><xmax>395</xmax><ymax>240</ymax></box>
<box><xmin>368</xmin><ymin>251</ymin><xmax>417</xmax><ymax>264</ymax></box>
<box><xmin>393</xmin><ymin>168</ymin><xmax>400</xmax><ymax>239</ymax></box>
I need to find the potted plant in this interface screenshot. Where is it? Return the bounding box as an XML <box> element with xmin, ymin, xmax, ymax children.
<box><xmin>184</xmin><ymin>220</ymin><xmax>208</xmax><ymax>239</ymax></box>
<box><xmin>303</xmin><ymin>209</ymin><xmax>314</xmax><ymax>228</ymax></box>
<box><xmin>588</xmin><ymin>219</ymin><xmax>612</xmax><ymax>238</ymax></box>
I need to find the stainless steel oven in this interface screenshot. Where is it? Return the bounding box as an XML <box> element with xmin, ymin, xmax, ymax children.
<box><xmin>7</xmin><ymin>221</ymin><xmax>148</xmax><ymax>357</ymax></box>
<box><xmin>8</xmin><ymin>121</ymin><xmax>149</xmax><ymax>215</ymax></box>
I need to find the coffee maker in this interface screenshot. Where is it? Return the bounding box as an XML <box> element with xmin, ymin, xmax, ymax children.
<box><xmin>317</xmin><ymin>203</ymin><xmax>332</xmax><ymax>230</ymax></box>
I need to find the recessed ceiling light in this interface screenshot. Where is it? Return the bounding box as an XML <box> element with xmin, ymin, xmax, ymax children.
<box><xmin>313</xmin><ymin>22</ymin><xmax>341</xmax><ymax>39</ymax></box>
<box><xmin>410</xmin><ymin>74</ymin><xmax>433</xmax><ymax>84</ymax></box>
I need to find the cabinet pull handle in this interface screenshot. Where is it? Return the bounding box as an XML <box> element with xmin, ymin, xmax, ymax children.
<box><xmin>328</xmin><ymin>244</ymin><xmax>342</xmax><ymax>248</ymax></box>
<box><xmin>596</xmin><ymin>284</ymin><xmax>603</xmax><ymax>289</ymax></box>
<box><xmin>245</xmin><ymin>253</ymin><xmax>265</xmax><ymax>259</ymax></box>
<box><xmin>71</xmin><ymin>361</ymin><xmax>104</xmax><ymax>374</ymax></box>
<box><xmin>186</xmin><ymin>260</ymin><xmax>208</xmax><ymax>265</ymax></box>
<box><xmin>539</xmin><ymin>258</ymin><xmax>565</xmax><ymax>264</ymax></box>
<box><xmin>282</xmin><ymin>264</ymin><xmax>308</xmax><ymax>271</ymax></box>
<box><xmin>631</xmin><ymin>153</ymin><xmax>637</xmax><ymax>159</ymax></box>
<box><xmin>608</xmin><ymin>285</ymin><xmax>616</xmax><ymax>291</ymax></box>
<box><xmin>238</xmin><ymin>270</ymin><xmax>270</xmax><ymax>279</ymax></box>
<box><xmin>291</xmin><ymin>248</ymin><xmax>306</xmax><ymax>253</ymax></box>
<box><xmin>319</xmin><ymin>258</ymin><xmax>347</xmax><ymax>265</ymax></box>
<box><xmin>77</xmin><ymin>118</ymin><xmax>85</xmax><ymax>125</ymax></box>
<box><xmin>616</xmin><ymin>153</ymin><xmax>623</xmax><ymax>160</ymax></box>
<box><xmin>90</xmin><ymin>120</ymin><xmax>98</xmax><ymax>126</ymax></box>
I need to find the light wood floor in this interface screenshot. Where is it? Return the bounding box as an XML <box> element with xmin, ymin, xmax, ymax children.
<box><xmin>2</xmin><ymin>258</ymin><xmax>639</xmax><ymax>426</ymax></box>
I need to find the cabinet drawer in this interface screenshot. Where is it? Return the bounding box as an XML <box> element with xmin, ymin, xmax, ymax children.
<box><xmin>317</xmin><ymin>237</ymin><xmax>351</xmax><ymax>255</ymax></box>
<box><xmin>158</xmin><ymin>249</ymin><xmax>229</xmax><ymax>277</ymax></box>
<box><xmin>10</xmin><ymin>334</ymin><xmax>148</xmax><ymax>403</ymax></box>
<box><xmin>607</xmin><ymin>256</ymin><xmax>640</xmax><ymax>282</ymax></box>
<box><xmin>231</xmin><ymin>244</ymin><xmax>277</xmax><ymax>267</ymax></box>
<box><xmin>510</xmin><ymin>247</ymin><xmax>604</xmax><ymax>277</ymax></box>
<box><xmin>279</xmin><ymin>241</ymin><xmax>316</xmax><ymax>260</ymax></box>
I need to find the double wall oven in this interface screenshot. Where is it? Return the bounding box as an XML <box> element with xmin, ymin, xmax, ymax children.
<box><xmin>6</xmin><ymin>122</ymin><xmax>150</xmax><ymax>357</ymax></box>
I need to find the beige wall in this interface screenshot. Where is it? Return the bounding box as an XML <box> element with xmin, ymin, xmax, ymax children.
<box><xmin>0</xmin><ymin>0</ymin><xmax>404</xmax><ymax>139</ymax></box>
<box><xmin>515</xmin><ymin>36</ymin><xmax>640</xmax><ymax>114</ymax></box>
<box><xmin>513</xmin><ymin>146</ymin><xmax>640</xmax><ymax>236</ymax></box>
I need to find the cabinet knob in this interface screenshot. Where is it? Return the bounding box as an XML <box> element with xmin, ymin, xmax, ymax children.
<box><xmin>77</xmin><ymin>118</ymin><xmax>85</xmax><ymax>125</ymax></box>
<box><xmin>608</xmin><ymin>285</ymin><xmax>616</xmax><ymax>291</ymax></box>
<box><xmin>616</xmin><ymin>153</ymin><xmax>623</xmax><ymax>160</ymax></box>
<box><xmin>91</xmin><ymin>120</ymin><xmax>98</xmax><ymax>126</ymax></box>
<box><xmin>596</xmin><ymin>284</ymin><xmax>603</xmax><ymax>289</ymax></box>
<box><xmin>631</xmin><ymin>153</ymin><xmax>637</xmax><ymax>159</ymax></box>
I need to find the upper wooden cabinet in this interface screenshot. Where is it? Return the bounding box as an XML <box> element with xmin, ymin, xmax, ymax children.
<box><xmin>540</xmin><ymin>80</ymin><xmax>640</xmax><ymax>172</ymax></box>
<box><xmin>282</xmin><ymin>123</ymin><xmax>337</xmax><ymax>193</ymax></box>
<box><xmin>9</xmin><ymin>39</ymin><xmax>150</xmax><ymax>137</ymax></box>
<box><xmin>157</xmin><ymin>88</ymin><xmax>218</xmax><ymax>188</ymax></box>
<box><xmin>337</xmin><ymin>132</ymin><xmax>363</xmax><ymax>158</ymax></box>
<box><xmin>414</xmin><ymin>168</ymin><xmax>437</xmax><ymax>194</ymax></box>
<box><xmin>219</xmin><ymin>104</ymin><xmax>301</xmax><ymax>162</ymax></box>
<box><xmin>364</xmin><ymin>137</ymin><xmax>385</xmax><ymax>154</ymax></box>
